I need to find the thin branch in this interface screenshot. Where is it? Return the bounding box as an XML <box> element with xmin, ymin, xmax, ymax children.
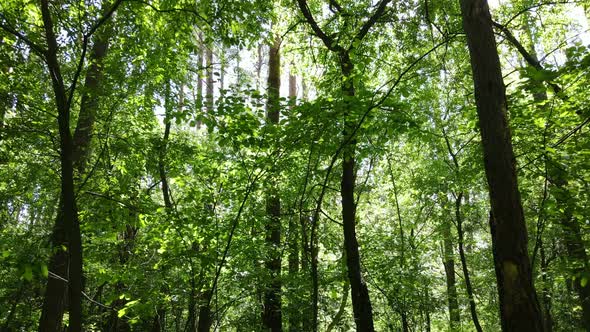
<box><xmin>295</xmin><ymin>0</ymin><xmax>343</xmax><ymax>53</ymax></box>
<box><xmin>127</xmin><ymin>0</ymin><xmax>210</xmax><ymax>26</ymax></box>
<box><xmin>492</xmin><ymin>21</ymin><xmax>562</xmax><ymax>95</ymax></box>
<box><xmin>66</xmin><ymin>0</ymin><xmax>124</xmax><ymax>110</ymax></box>
<box><xmin>0</xmin><ymin>12</ymin><xmax>47</xmax><ymax>59</ymax></box>
<box><xmin>353</xmin><ymin>0</ymin><xmax>391</xmax><ymax>45</ymax></box>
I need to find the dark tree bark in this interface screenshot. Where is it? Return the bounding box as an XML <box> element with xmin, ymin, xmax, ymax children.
<box><xmin>459</xmin><ymin>0</ymin><xmax>545</xmax><ymax>330</ymax></box>
<box><xmin>442</xmin><ymin>217</ymin><xmax>460</xmax><ymax>330</ymax></box>
<box><xmin>340</xmin><ymin>53</ymin><xmax>375</xmax><ymax>332</ymax></box>
<box><xmin>38</xmin><ymin>0</ymin><xmax>80</xmax><ymax>329</ymax></box>
<box><xmin>263</xmin><ymin>35</ymin><xmax>282</xmax><ymax>332</ymax></box>
<box><xmin>34</xmin><ymin>2</ymin><xmax>118</xmax><ymax>330</ymax></box>
<box><xmin>197</xmin><ymin>289</ymin><xmax>213</xmax><ymax>332</ymax></box>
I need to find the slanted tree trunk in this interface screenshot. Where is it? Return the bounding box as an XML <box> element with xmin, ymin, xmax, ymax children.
<box><xmin>262</xmin><ymin>35</ymin><xmax>282</xmax><ymax>332</ymax></box>
<box><xmin>442</xmin><ymin>217</ymin><xmax>460</xmax><ymax>330</ymax></box>
<box><xmin>459</xmin><ymin>0</ymin><xmax>545</xmax><ymax>330</ymax></box>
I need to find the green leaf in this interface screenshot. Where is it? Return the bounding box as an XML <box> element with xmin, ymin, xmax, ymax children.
<box><xmin>23</xmin><ymin>265</ymin><xmax>33</xmax><ymax>281</ymax></box>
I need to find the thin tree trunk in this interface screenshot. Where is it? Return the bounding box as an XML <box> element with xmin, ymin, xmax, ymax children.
<box><xmin>206</xmin><ymin>46</ymin><xmax>214</xmax><ymax>112</ymax></box>
<box><xmin>506</xmin><ymin>15</ymin><xmax>589</xmax><ymax>329</ymax></box>
<box><xmin>455</xmin><ymin>193</ymin><xmax>483</xmax><ymax>332</ymax></box>
<box><xmin>287</xmin><ymin>72</ymin><xmax>300</xmax><ymax>332</ymax></box>
<box><xmin>263</xmin><ymin>35</ymin><xmax>282</xmax><ymax>332</ymax></box>
<box><xmin>442</xmin><ymin>217</ymin><xmax>460</xmax><ymax>329</ymax></box>
<box><xmin>196</xmin><ymin>32</ymin><xmax>204</xmax><ymax>129</ymax></box>
<box><xmin>460</xmin><ymin>0</ymin><xmax>545</xmax><ymax>330</ymax></box>
<box><xmin>558</xmin><ymin>203</ymin><xmax>590</xmax><ymax>330</ymax></box>
<box><xmin>539</xmin><ymin>240</ymin><xmax>554</xmax><ymax>332</ymax></box>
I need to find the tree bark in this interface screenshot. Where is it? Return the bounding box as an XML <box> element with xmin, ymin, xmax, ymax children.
<box><xmin>263</xmin><ymin>35</ymin><xmax>282</xmax><ymax>332</ymax></box>
<box><xmin>38</xmin><ymin>0</ymin><xmax>81</xmax><ymax>329</ymax></box>
<box><xmin>459</xmin><ymin>0</ymin><xmax>545</xmax><ymax>330</ymax></box>
<box><xmin>71</xmin><ymin>27</ymin><xmax>111</xmax><ymax>172</ymax></box>
<box><xmin>442</xmin><ymin>217</ymin><xmax>460</xmax><ymax>330</ymax></box>
<box><xmin>340</xmin><ymin>52</ymin><xmax>375</xmax><ymax>332</ymax></box>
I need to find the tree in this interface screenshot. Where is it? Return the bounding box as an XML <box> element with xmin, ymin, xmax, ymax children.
<box><xmin>263</xmin><ymin>35</ymin><xmax>283</xmax><ymax>332</ymax></box>
<box><xmin>459</xmin><ymin>0</ymin><xmax>545</xmax><ymax>330</ymax></box>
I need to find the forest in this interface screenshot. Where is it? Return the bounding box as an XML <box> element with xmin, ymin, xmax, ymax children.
<box><xmin>0</xmin><ymin>0</ymin><xmax>589</xmax><ymax>331</ymax></box>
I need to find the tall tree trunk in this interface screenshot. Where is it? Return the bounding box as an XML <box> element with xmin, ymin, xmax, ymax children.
<box><xmin>263</xmin><ymin>35</ymin><xmax>282</xmax><ymax>332</ymax></box>
<box><xmin>287</xmin><ymin>72</ymin><xmax>300</xmax><ymax>332</ymax></box>
<box><xmin>455</xmin><ymin>193</ymin><xmax>483</xmax><ymax>332</ymax></box>
<box><xmin>205</xmin><ymin>45</ymin><xmax>214</xmax><ymax>112</ymax></box>
<box><xmin>38</xmin><ymin>0</ymin><xmax>99</xmax><ymax>328</ymax></box>
<box><xmin>442</xmin><ymin>217</ymin><xmax>460</xmax><ymax>329</ymax></box>
<box><xmin>340</xmin><ymin>53</ymin><xmax>375</xmax><ymax>332</ymax></box>
<box><xmin>459</xmin><ymin>0</ymin><xmax>544</xmax><ymax>330</ymax></box>
<box><xmin>38</xmin><ymin>7</ymin><xmax>113</xmax><ymax>330</ymax></box>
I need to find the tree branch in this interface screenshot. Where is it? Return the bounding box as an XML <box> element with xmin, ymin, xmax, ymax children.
<box><xmin>354</xmin><ymin>0</ymin><xmax>391</xmax><ymax>45</ymax></box>
<box><xmin>492</xmin><ymin>20</ymin><xmax>563</xmax><ymax>95</ymax></box>
<box><xmin>0</xmin><ymin>13</ymin><xmax>47</xmax><ymax>59</ymax></box>
<box><xmin>295</xmin><ymin>0</ymin><xmax>343</xmax><ymax>53</ymax></box>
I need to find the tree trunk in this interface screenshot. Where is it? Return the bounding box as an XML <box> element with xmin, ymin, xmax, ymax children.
<box><xmin>287</xmin><ymin>72</ymin><xmax>300</xmax><ymax>332</ymax></box>
<box><xmin>340</xmin><ymin>53</ymin><xmax>375</xmax><ymax>332</ymax></box>
<box><xmin>442</xmin><ymin>217</ymin><xmax>460</xmax><ymax>329</ymax></box>
<box><xmin>38</xmin><ymin>0</ymin><xmax>83</xmax><ymax>329</ymax></box>
<box><xmin>459</xmin><ymin>0</ymin><xmax>544</xmax><ymax>330</ymax></box>
<box><xmin>196</xmin><ymin>32</ymin><xmax>204</xmax><ymax>129</ymax></box>
<box><xmin>263</xmin><ymin>35</ymin><xmax>282</xmax><ymax>332</ymax></box>
<box><xmin>455</xmin><ymin>193</ymin><xmax>483</xmax><ymax>332</ymax></box>
<box><xmin>71</xmin><ymin>26</ymin><xmax>111</xmax><ymax>172</ymax></box>
<box><xmin>197</xmin><ymin>289</ymin><xmax>213</xmax><ymax>332</ymax></box>
<box><xmin>539</xmin><ymin>240</ymin><xmax>554</xmax><ymax>332</ymax></box>
<box><xmin>206</xmin><ymin>46</ymin><xmax>214</xmax><ymax>112</ymax></box>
